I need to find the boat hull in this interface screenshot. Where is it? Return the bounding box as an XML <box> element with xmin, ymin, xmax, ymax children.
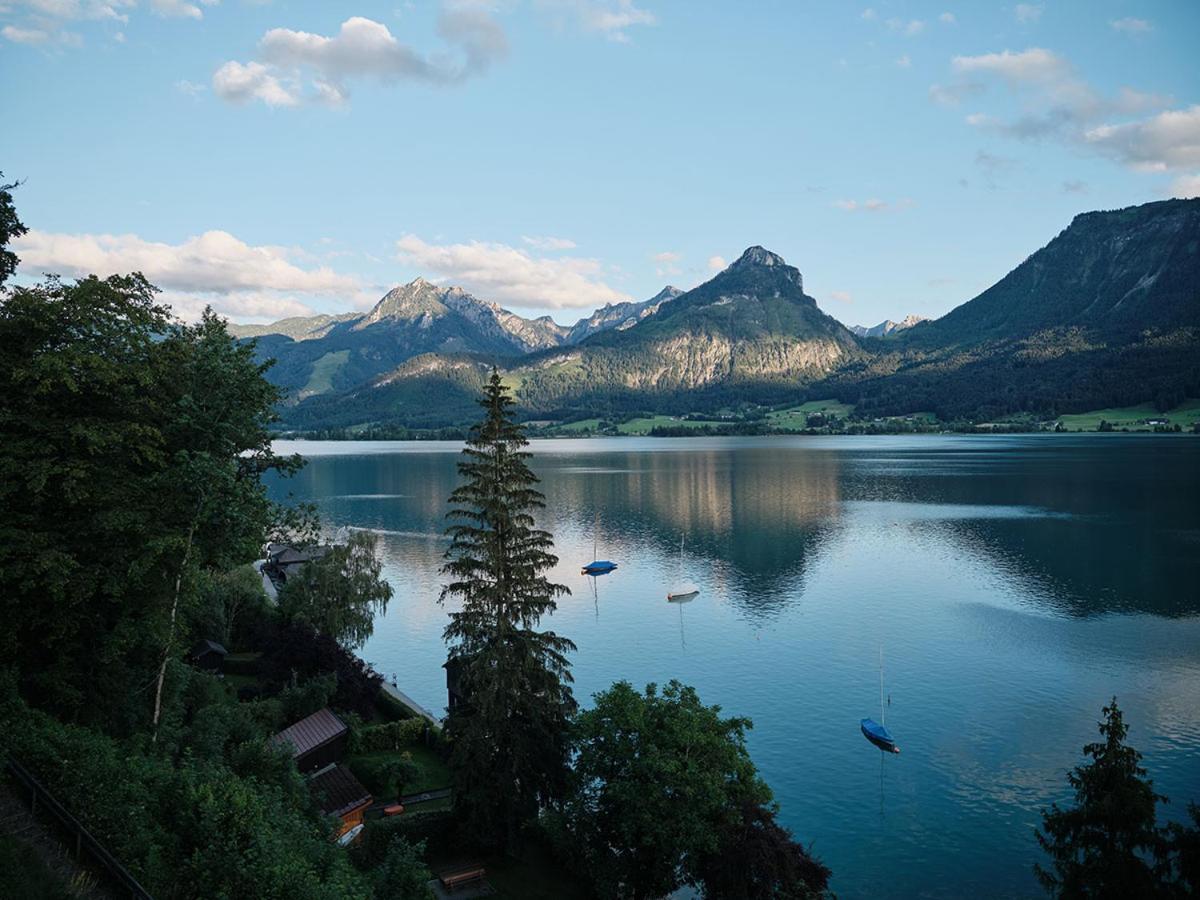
<box><xmin>861</xmin><ymin>718</ymin><xmax>900</xmax><ymax>754</ymax></box>
<box><xmin>582</xmin><ymin>561</ymin><xmax>617</xmax><ymax>575</ymax></box>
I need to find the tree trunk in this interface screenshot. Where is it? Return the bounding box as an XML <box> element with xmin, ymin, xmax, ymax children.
<box><xmin>152</xmin><ymin>516</ymin><xmax>199</xmax><ymax>741</ymax></box>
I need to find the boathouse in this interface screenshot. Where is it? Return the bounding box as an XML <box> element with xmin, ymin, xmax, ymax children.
<box><xmin>307</xmin><ymin>763</ymin><xmax>372</xmax><ymax>839</ymax></box>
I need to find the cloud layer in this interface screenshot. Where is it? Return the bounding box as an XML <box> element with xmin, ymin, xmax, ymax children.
<box><xmin>395</xmin><ymin>235</ymin><xmax>629</xmax><ymax>309</ymax></box>
<box><xmin>14</xmin><ymin>228</ymin><xmax>364</xmax><ymax>321</ymax></box>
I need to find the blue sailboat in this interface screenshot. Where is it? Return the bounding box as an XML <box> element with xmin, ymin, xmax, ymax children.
<box><xmin>862</xmin><ymin>648</ymin><xmax>900</xmax><ymax>754</ymax></box>
<box><xmin>581</xmin><ymin>524</ymin><xmax>617</xmax><ymax>576</ymax></box>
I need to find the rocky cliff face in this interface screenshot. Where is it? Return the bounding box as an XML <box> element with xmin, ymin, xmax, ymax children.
<box><xmin>566</xmin><ymin>286</ymin><xmax>682</xmax><ymax>343</ymax></box>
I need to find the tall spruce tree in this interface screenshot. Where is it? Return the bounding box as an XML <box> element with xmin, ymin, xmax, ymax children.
<box><xmin>1035</xmin><ymin>698</ymin><xmax>1168</xmax><ymax>897</ymax></box>
<box><xmin>440</xmin><ymin>369</ymin><xmax>576</xmax><ymax>852</ymax></box>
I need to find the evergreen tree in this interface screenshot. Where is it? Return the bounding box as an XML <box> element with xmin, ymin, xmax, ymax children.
<box><xmin>440</xmin><ymin>370</ymin><xmax>576</xmax><ymax>852</ymax></box>
<box><xmin>1035</xmin><ymin>698</ymin><xmax>1167</xmax><ymax>897</ymax></box>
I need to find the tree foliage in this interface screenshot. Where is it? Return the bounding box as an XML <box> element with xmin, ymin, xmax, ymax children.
<box><xmin>1035</xmin><ymin>698</ymin><xmax>1198</xmax><ymax>898</ymax></box>
<box><xmin>0</xmin><ymin>172</ymin><xmax>26</xmax><ymax>286</ymax></box>
<box><xmin>439</xmin><ymin>370</ymin><xmax>577</xmax><ymax>852</ymax></box>
<box><xmin>561</xmin><ymin>679</ymin><xmax>829</xmax><ymax>900</ymax></box>
<box><xmin>0</xmin><ymin>273</ymin><xmax>298</xmax><ymax>727</ymax></box>
<box><xmin>279</xmin><ymin>530</ymin><xmax>393</xmax><ymax>650</ymax></box>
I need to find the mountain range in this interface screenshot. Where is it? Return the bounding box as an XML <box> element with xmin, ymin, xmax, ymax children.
<box><xmin>238</xmin><ymin>198</ymin><xmax>1200</xmax><ymax>429</ymax></box>
<box><xmin>849</xmin><ymin>315</ymin><xmax>926</xmax><ymax>338</ymax></box>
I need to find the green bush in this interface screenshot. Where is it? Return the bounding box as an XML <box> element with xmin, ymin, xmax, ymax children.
<box><xmin>375</xmin><ymin>689</ymin><xmax>416</xmax><ymax>722</ymax></box>
<box><xmin>351</xmin><ymin>718</ymin><xmax>427</xmax><ymax>754</ymax></box>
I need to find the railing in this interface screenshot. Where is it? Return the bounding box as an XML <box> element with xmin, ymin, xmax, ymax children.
<box><xmin>4</xmin><ymin>757</ymin><xmax>154</xmax><ymax>900</ymax></box>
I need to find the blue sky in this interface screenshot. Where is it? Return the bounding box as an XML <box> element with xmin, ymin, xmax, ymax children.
<box><xmin>2</xmin><ymin>1</ymin><xmax>1198</xmax><ymax>327</ymax></box>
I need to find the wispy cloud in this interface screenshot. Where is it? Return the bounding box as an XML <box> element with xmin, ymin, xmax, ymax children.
<box><xmin>1110</xmin><ymin>17</ymin><xmax>1152</xmax><ymax>35</ymax></box>
<box><xmin>1014</xmin><ymin>4</ymin><xmax>1042</xmax><ymax>25</ymax></box>
<box><xmin>936</xmin><ymin>47</ymin><xmax>1194</xmax><ymax>190</ymax></box>
<box><xmin>395</xmin><ymin>235</ymin><xmax>629</xmax><ymax>309</ymax></box>
<box><xmin>537</xmin><ymin>0</ymin><xmax>656</xmax><ymax>43</ymax></box>
<box><xmin>833</xmin><ymin>197</ymin><xmax>913</xmax><ymax>212</ymax></box>
<box><xmin>522</xmin><ymin>235</ymin><xmax>577</xmax><ymax>250</ymax></box>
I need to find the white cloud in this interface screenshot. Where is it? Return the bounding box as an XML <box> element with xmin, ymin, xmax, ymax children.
<box><xmin>887</xmin><ymin>17</ymin><xmax>925</xmax><ymax>36</ymax></box>
<box><xmin>939</xmin><ymin>47</ymin><xmax>1193</xmax><ymax>189</ymax></box>
<box><xmin>651</xmin><ymin>250</ymin><xmax>680</xmax><ymax>263</ymax></box>
<box><xmin>1083</xmin><ymin>105</ymin><xmax>1200</xmax><ymax>171</ymax></box>
<box><xmin>14</xmin><ymin>228</ymin><xmax>360</xmax><ymax>295</ymax></box>
<box><xmin>706</xmin><ymin>255</ymin><xmax>727</xmax><ymax>272</ymax></box>
<box><xmin>834</xmin><ymin>198</ymin><xmax>910</xmax><ymax>212</ymax></box>
<box><xmin>939</xmin><ymin>12</ymin><xmax>955</xmax><ymax>24</ymax></box>
<box><xmin>522</xmin><ymin>235</ymin><xmax>577</xmax><ymax>250</ymax></box>
<box><xmin>1061</xmin><ymin>180</ymin><xmax>1088</xmax><ymax>194</ymax></box>
<box><xmin>651</xmin><ymin>250</ymin><xmax>681</xmax><ymax>277</ymax></box>
<box><xmin>860</xmin><ymin>8</ymin><xmax>877</xmax><ymax>22</ymax></box>
<box><xmin>1168</xmin><ymin>173</ymin><xmax>1200</xmax><ymax>198</ymax></box>
<box><xmin>828</xmin><ymin>290</ymin><xmax>853</xmax><ymax>304</ymax></box>
<box><xmin>1110</xmin><ymin>17</ymin><xmax>1152</xmax><ymax>35</ymax></box>
<box><xmin>539</xmin><ymin>0</ymin><xmax>656</xmax><ymax>42</ymax></box>
<box><xmin>896</xmin><ymin>54</ymin><xmax>911</xmax><ymax>68</ymax></box>
<box><xmin>214</xmin><ymin>10</ymin><xmax>508</xmax><ymax>107</ymax></box>
<box><xmin>149</xmin><ymin>0</ymin><xmax>202</xmax><ymax>19</ymax></box>
<box><xmin>952</xmin><ymin>47</ymin><xmax>1067</xmax><ymax>85</ymax></box>
<box><xmin>12</xmin><ymin>228</ymin><xmax>368</xmax><ymax>322</ymax></box>
<box><xmin>1</xmin><ymin>0</ymin><xmax>207</xmax><ymax>46</ymax></box>
<box><xmin>395</xmin><ymin>235</ymin><xmax>629</xmax><ymax>309</ymax></box>
<box><xmin>1014</xmin><ymin>4</ymin><xmax>1042</xmax><ymax>24</ymax></box>
<box><xmin>213</xmin><ymin>60</ymin><xmax>300</xmax><ymax>107</ymax></box>
<box><xmin>3</xmin><ymin>23</ymin><xmax>50</xmax><ymax>42</ymax></box>
<box><xmin>175</xmin><ymin>78</ymin><xmax>206</xmax><ymax>97</ymax></box>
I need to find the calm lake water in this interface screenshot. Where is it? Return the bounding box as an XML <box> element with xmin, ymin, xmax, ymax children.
<box><xmin>267</xmin><ymin>435</ymin><xmax>1200</xmax><ymax>899</ymax></box>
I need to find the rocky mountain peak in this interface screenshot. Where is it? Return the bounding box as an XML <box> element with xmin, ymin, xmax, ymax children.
<box><xmin>732</xmin><ymin>246</ymin><xmax>787</xmax><ymax>269</ymax></box>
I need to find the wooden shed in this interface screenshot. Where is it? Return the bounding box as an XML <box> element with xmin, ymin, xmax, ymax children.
<box><xmin>271</xmin><ymin>708</ymin><xmax>349</xmax><ymax>773</ymax></box>
<box><xmin>307</xmin><ymin>763</ymin><xmax>372</xmax><ymax>839</ymax></box>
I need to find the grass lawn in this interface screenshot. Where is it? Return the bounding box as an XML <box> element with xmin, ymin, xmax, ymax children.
<box><xmin>346</xmin><ymin>745</ymin><xmax>452</xmax><ymax>800</ymax></box>
<box><xmin>300</xmin><ymin>350</ymin><xmax>349</xmax><ymax>397</ymax></box>
<box><xmin>551</xmin><ymin>417</ymin><xmax>603</xmax><ymax>434</ymax></box>
<box><xmin>616</xmin><ymin>415</ymin><xmax>728</xmax><ymax>434</ymax></box>
<box><xmin>767</xmin><ymin>399</ymin><xmax>855</xmax><ymax>430</ymax></box>
<box><xmin>1056</xmin><ymin>399</ymin><xmax>1200</xmax><ymax>431</ymax></box>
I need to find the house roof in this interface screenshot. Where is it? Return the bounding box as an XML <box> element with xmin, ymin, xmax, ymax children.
<box><xmin>191</xmin><ymin>639</ymin><xmax>228</xmax><ymax>657</ymax></box>
<box><xmin>307</xmin><ymin>763</ymin><xmax>372</xmax><ymax>818</ymax></box>
<box><xmin>271</xmin><ymin>708</ymin><xmax>347</xmax><ymax>759</ymax></box>
<box><xmin>270</xmin><ymin>545</ymin><xmax>331</xmax><ymax>566</ymax></box>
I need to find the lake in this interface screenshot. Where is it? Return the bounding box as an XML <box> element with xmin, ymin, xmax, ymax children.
<box><xmin>267</xmin><ymin>434</ymin><xmax>1200</xmax><ymax>899</ymax></box>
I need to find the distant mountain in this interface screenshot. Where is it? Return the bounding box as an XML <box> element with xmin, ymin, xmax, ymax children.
<box><xmin>849</xmin><ymin>315</ymin><xmax>927</xmax><ymax>338</ymax></box>
<box><xmin>281</xmin><ymin>246</ymin><xmax>864</xmax><ymax>428</ymax></box>
<box><xmin>565</xmin><ymin>286</ymin><xmax>682</xmax><ymax>342</ymax></box>
<box><xmin>821</xmin><ymin>198</ymin><xmax>1200</xmax><ymax>419</ymax></box>
<box><xmin>234</xmin><ymin>279</ymin><xmax>675</xmax><ymax>401</ymax></box>
<box><xmin>270</xmin><ymin>199</ymin><xmax>1200</xmax><ymax>430</ymax></box>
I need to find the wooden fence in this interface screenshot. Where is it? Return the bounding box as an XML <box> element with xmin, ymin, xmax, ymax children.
<box><xmin>4</xmin><ymin>757</ymin><xmax>153</xmax><ymax>900</ymax></box>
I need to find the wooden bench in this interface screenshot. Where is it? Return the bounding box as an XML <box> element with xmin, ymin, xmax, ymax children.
<box><xmin>439</xmin><ymin>864</ymin><xmax>486</xmax><ymax>890</ymax></box>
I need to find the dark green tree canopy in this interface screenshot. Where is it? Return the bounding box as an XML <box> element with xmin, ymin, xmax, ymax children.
<box><xmin>563</xmin><ymin>679</ymin><xmax>828</xmax><ymax>900</ymax></box>
<box><xmin>439</xmin><ymin>370</ymin><xmax>577</xmax><ymax>852</ymax></box>
<box><xmin>0</xmin><ymin>172</ymin><xmax>26</xmax><ymax>286</ymax></box>
<box><xmin>1036</xmin><ymin>698</ymin><xmax>1168</xmax><ymax>898</ymax></box>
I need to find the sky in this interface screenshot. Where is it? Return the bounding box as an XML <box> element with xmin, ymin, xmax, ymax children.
<box><xmin>2</xmin><ymin>0</ymin><xmax>1198</xmax><ymax>328</ymax></box>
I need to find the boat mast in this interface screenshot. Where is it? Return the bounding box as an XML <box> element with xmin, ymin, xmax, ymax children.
<box><xmin>879</xmin><ymin>646</ymin><xmax>885</xmax><ymax>727</ymax></box>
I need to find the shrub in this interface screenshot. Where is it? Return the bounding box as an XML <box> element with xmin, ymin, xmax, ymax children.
<box><xmin>351</xmin><ymin>719</ymin><xmax>427</xmax><ymax>754</ymax></box>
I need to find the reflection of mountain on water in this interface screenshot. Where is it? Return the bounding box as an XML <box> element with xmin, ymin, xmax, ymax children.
<box><xmin>837</xmin><ymin>439</ymin><xmax>1200</xmax><ymax>618</ymax></box>
<box><xmin>538</xmin><ymin>448</ymin><xmax>843</xmax><ymax>618</ymax></box>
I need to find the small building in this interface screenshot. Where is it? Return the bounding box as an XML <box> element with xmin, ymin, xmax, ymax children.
<box><xmin>189</xmin><ymin>639</ymin><xmax>228</xmax><ymax>673</ymax></box>
<box><xmin>271</xmin><ymin>707</ymin><xmax>349</xmax><ymax>773</ymax></box>
<box><xmin>307</xmin><ymin>763</ymin><xmax>372</xmax><ymax>839</ymax></box>
<box><xmin>262</xmin><ymin>543</ymin><xmax>332</xmax><ymax>591</ymax></box>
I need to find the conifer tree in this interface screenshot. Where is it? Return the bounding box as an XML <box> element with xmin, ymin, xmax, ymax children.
<box><xmin>1035</xmin><ymin>698</ymin><xmax>1167</xmax><ymax>897</ymax></box>
<box><xmin>440</xmin><ymin>369</ymin><xmax>576</xmax><ymax>852</ymax></box>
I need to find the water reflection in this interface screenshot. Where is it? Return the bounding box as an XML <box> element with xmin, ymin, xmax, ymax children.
<box><xmin>267</xmin><ymin>435</ymin><xmax>1200</xmax><ymax>899</ymax></box>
